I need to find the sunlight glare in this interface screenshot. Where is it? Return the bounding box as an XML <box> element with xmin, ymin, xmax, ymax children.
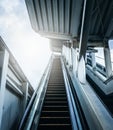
<box><xmin>0</xmin><ymin>0</ymin><xmax>52</xmax><ymax>89</ymax></box>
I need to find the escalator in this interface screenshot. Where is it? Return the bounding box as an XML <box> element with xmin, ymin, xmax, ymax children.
<box><xmin>37</xmin><ymin>57</ymin><xmax>72</xmax><ymax>130</ymax></box>
<box><xmin>19</xmin><ymin>55</ymin><xmax>113</xmax><ymax>130</ymax></box>
<box><xmin>19</xmin><ymin>56</ymin><xmax>88</xmax><ymax>130</ymax></box>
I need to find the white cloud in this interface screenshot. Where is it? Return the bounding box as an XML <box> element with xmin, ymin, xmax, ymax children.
<box><xmin>0</xmin><ymin>0</ymin><xmax>51</xmax><ymax>89</ymax></box>
<box><xmin>0</xmin><ymin>0</ymin><xmax>20</xmax><ymax>13</ymax></box>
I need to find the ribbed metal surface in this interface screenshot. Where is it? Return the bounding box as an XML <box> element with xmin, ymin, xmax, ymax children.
<box><xmin>26</xmin><ymin>0</ymin><xmax>113</xmax><ymax>43</ymax></box>
<box><xmin>25</xmin><ymin>0</ymin><xmax>83</xmax><ymax>40</ymax></box>
<box><xmin>38</xmin><ymin>57</ymin><xmax>72</xmax><ymax>130</ymax></box>
<box><xmin>89</xmin><ymin>0</ymin><xmax>113</xmax><ymax>42</ymax></box>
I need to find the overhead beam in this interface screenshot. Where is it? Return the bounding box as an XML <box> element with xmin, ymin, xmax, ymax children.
<box><xmin>88</xmin><ymin>35</ymin><xmax>103</xmax><ymax>42</ymax></box>
<box><xmin>87</xmin><ymin>47</ymin><xmax>98</xmax><ymax>53</ymax></box>
<box><xmin>78</xmin><ymin>0</ymin><xmax>94</xmax><ymax>84</ymax></box>
<box><xmin>39</xmin><ymin>31</ymin><xmax>72</xmax><ymax>40</ymax></box>
<box><xmin>88</xmin><ymin>42</ymin><xmax>103</xmax><ymax>47</ymax></box>
<box><xmin>79</xmin><ymin>0</ymin><xmax>94</xmax><ymax>60</ymax></box>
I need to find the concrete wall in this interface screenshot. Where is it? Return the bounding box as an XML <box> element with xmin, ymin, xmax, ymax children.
<box><xmin>0</xmin><ymin>37</ymin><xmax>34</xmax><ymax>130</ymax></box>
<box><xmin>1</xmin><ymin>87</ymin><xmax>22</xmax><ymax>130</ymax></box>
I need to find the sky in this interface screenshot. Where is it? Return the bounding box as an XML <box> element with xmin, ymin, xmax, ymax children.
<box><xmin>0</xmin><ymin>0</ymin><xmax>52</xmax><ymax>89</ymax></box>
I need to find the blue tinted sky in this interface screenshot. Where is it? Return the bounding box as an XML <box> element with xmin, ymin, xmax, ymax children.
<box><xmin>0</xmin><ymin>0</ymin><xmax>51</xmax><ymax>89</ymax></box>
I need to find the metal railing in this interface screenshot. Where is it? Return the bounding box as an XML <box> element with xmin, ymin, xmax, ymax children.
<box><xmin>19</xmin><ymin>55</ymin><xmax>53</xmax><ymax>130</ymax></box>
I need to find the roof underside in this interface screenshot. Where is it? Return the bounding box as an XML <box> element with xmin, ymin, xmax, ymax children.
<box><xmin>25</xmin><ymin>0</ymin><xmax>113</xmax><ymax>50</ymax></box>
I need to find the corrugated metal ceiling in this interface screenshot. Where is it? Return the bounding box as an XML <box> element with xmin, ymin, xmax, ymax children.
<box><xmin>25</xmin><ymin>0</ymin><xmax>83</xmax><ymax>40</ymax></box>
<box><xmin>26</xmin><ymin>0</ymin><xmax>113</xmax><ymax>46</ymax></box>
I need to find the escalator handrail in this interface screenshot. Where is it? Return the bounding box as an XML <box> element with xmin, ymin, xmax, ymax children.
<box><xmin>19</xmin><ymin>55</ymin><xmax>53</xmax><ymax>130</ymax></box>
<box><xmin>61</xmin><ymin>58</ymin><xmax>82</xmax><ymax>130</ymax></box>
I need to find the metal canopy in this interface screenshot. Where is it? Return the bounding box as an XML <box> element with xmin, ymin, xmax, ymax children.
<box><xmin>25</xmin><ymin>0</ymin><xmax>83</xmax><ymax>40</ymax></box>
<box><xmin>25</xmin><ymin>0</ymin><xmax>113</xmax><ymax>47</ymax></box>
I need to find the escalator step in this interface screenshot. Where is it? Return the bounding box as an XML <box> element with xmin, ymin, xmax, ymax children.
<box><xmin>47</xmin><ymin>90</ymin><xmax>65</xmax><ymax>92</ymax></box>
<box><xmin>44</xmin><ymin>100</ymin><xmax>67</xmax><ymax>103</ymax></box>
<box><xmin>48</xmin><ymin>84</ymin><xmax>64</xmax><ymax>86</ymax></box>
<box><xmin>42</xmin><ymin>106</ymin><xmax>68</xmax><ymax>111</ymax></box>
<box><xmin>46</xmin><ymin>91</ymin><xmax>65</xmax><ymax>94</ymax></box>
<box><xmin>46</xmin><ymin>93</ymin><xmax>66</xmax><ymax>96</ymax></box>
<box><xmin>44</xmin><ymin>98</ymin><xmax>67</xmax><ymax>102</ymax></box>
<box><xmin>45</xmin><ymin>97</ymin><xmax>67</xmax><ymax>100</ymax></box>
<box><xmin>44</xmin><ymin>102</ymin><xmax>67</xmax><ymax>106</ymax></box>
<box><xmin>40</xmin><ymin>117</ymin><xmax>71</xmax><ymax>124</ymax></box>
<box><xmin>41</xmin><ymin>111</ymin><xmax>69</xmax><ymax>117</ymax></box>
<box><xmin>47</xmin><ymin>88</ymin><xmax>65</xmax><ymax>90</ymax></box>
<box><xmin>47</xmin><ymin>87</ymin><xmax>65</xmax><ymax>89</ymax></box>
<box><xmin>38</xmin><ymin>124</ymin><xmax>71</xmax><ymax>130</ymax></box>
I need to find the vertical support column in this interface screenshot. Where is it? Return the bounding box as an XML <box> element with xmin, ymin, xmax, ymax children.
<box><xmin>0</xmin><ymin>49</ymin><xmax>9</xmax><ymax>129</ymax></box>
<box><xmin>68</xmin><ymin>43</ymin><xmax>72</xmax><ymax>68</ymax></box>
<box><xmin>66</xmin><ymin>42</ymin><xmax>69</xmax><ymax>65</ymax></box>
<box><xmin>72</xmin><ymin>40</ymin><xmax>78</xmax><ymax>77</ymax></box>
<box><xmin>104</xmin><ymin>45</ymin><xmax>112</xmax><ymax>78</ymax></box>
<box><xmin>77</xmin><ymin>0</ymin><xmax>94</xmax><ymax>84</ymax></box>
<box><xmin>62</xmin><ymin>44</ymin><xmax>66</xmax><ymax>62</ymax></box>
<box><xmin>78</xmin><ymin>56</ymin><xmax>86</xmax><ymax>84</ymax></box>
<box><xmin>71</xmin><ymin>41</ymin><xmax>73</xmax><ymax>68</ymax></box>
<box><xmin>91</xmin><ymin>52</ymin><xmax>96</xmax><ymax>70</ymax></box>
<box><xmin>73</xmin><ymin>49</ymin><xmax>78</xmax><ymax>76</ymax></box>
<box><xmin>70</xmin><ymin>41</ymin><xmax>73</xmax><ymax>69</ymax></box>
<box><xmin>67</xmin><ymin>42</ymin><xmax>69</xmax><ymax>65</ymax></box>
<box><xmin>62</xmin><ymin>45</ymin><xmax>64</xmax><ymax>58</ymax></box>
<box><xmin>22</xmin><ymin>82</ymin><xmax>29</xmax><ymax>113</ymax></box>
